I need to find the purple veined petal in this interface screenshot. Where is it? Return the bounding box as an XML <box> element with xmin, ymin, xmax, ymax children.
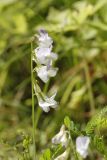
<box><xmin>38</xmin><ymin>29</ymin><xmax>53</xmax><ymax>48</ymax></box>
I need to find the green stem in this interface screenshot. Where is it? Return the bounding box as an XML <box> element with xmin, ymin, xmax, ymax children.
<box><xmin>84</xmin><ymin>60</ymin><xmax>95</xmax><ymax>114</ymax></box>
<box><xmin>31</xmin><ymin>41</ymin><xmax>36</xmax><ymax>160</ymax></box>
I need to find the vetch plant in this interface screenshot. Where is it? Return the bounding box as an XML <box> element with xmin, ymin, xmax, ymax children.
<box><xmin>32</xmin><ymin>29</ymin><xmax>58</xmax><ymax>112</ymax></box>
<box><xmin>31</xmin><ymin>29</ymin><xmax>58</xmax><ymax>160</ymax></box>
<box><xmin>30</xmin><ymin>28</ymin><xmax>107</xmax><ymax>160</ymax></box>
<box><xmin>30</xmin><ymin>30</ymin><xmax>107</xmax><ymax>160</ymax></box>
<box><xmin>39</xmin><ymin>110</ymin><xmax>107</xmax><ymax>160</ymax></box>
<box><xmin>1</xmin><ymin>0</ymin><xmax>107</xmax><ymax>159</ymax></box>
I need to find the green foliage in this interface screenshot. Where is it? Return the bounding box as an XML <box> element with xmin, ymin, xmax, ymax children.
<box><xmin>64</xmin><ymin>116</ymin><xmax>81</xmax><ymax>136</ymax></box>
<box><xmin>93</xmin><ymin>135</ymin><xmax>107</xmax><ymax>157</ymax></box>
<box><xmin>40</xmin><ymin>149</ymin><xmax>51</xmax><ymax>160</ymax></box>
<box><xmin>51</xmin><ymin>144</ymin><xmax>64</xmax><ymax>159</ymax></box>
<box><xmin>64</xmin><ymin>115</ymin><xmax>107</xmax><ymax>158</ymax></box>
<box><xmin>86</xmin><ymin>106</ymin><xmax>107</xmax><ymax>135</ymax></box>
<box><xmin>64</xmin><ymin>116</ymin><xmax>71</xmax><ymax>130</ymax></box>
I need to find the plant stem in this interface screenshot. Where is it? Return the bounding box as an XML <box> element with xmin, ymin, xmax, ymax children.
<box><xmin>31</xmin><ymin>41</ymin><xmax>36</xmax><ymax>160</ymax></box>
<box><xmin>84</xmin><ymin>60</ymin><xmax>95</xmax><ymax>114</ymax></box>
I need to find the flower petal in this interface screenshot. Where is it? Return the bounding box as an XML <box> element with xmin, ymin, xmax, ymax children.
<box><xmin>76</xmin><ymin>136</ymin><xmax>90</xmax><ymax>158</ymax></box>
<box><xmin>36</xmin><ymin>66</ymin><xmax>49</xmax><ymax>83</ymax></box>
<box><xmin>38</xmin><ymin>29</ymin><xmax>53</xmax><ymax>48</ymax></box>
<box><xmin>52</xmin><ymin>125</ymin><xmax>69</xmax><ymax>147</ymax></box>
<box><xmin>39</xmin><ymin>99</ymin><xmax>50</xmax><ymax>112</ymax></box>
<box><xmin>48</xmin><ymin>68</ymin><xmax>58</xmax><ymax>77</ymax></box>
<box><xmin>37</xmin><ymin>92</ymin><xmax>57</xmax><ymax>112</ymax></box>
<box><xmin>35</xmin><ymin>48</ymin><xmax>51</xmax><ymax>65</ymax></box>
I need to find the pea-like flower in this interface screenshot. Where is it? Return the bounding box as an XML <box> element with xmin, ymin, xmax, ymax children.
<box><xmin>34</xmin><ymin>85</ymin><xmax>58</xmax><ymax>112</ymax></box>
<box><xmin>34</xmin><ymin>29</ymin><xmax>58</xmax><ymax>65</ymax></box>
<box><xmin>52</xmin><ymin>125</ymin><xmax>70</xmax><ymax>147</ymax></box>
<box><xmin>38</xmin><ymin>92</ymin><xmax>57</xmax><ymax>112</ymax></box>
<box><xmin>54</xmin><ymin>149</ymin><xmax>69</xmax><ymax>160</ymax></box>
<box><xmin>37</xmin><ymin>29</ymin><xmax>53</xmax><ymax>48</ymax></box>
<box><xmin>35</xmin><ymin>47</ymin><xmax>58</xmax><ymax>65</ymax></box>
<box><xmin>36</xmin><ymin>65</ymin><xmax>58</xmax><ymax>83</ymax></box>
<box><xmin>33</xmin><ymin>30</ymin><xmax>58</xmax><ymax>112</ymax></box>
<box><xmin>76</xmin><ymin>136</ymin><xmax>90</xmax><ymax>158</ymax></box>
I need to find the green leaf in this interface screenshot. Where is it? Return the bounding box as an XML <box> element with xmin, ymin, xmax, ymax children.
<box><xmin>52</xmin><ymin>144</ymin><xmax>64</xmax><ymax>159</ymax></box>
<box><xmin>64</xmin><ymin>116</ymin><xmax>80</xmax><ymax>136</ymax></box>
<box><xmin>93</xmin><ymin>135</ymin><xmax>107</xmax><ymax>157</ymax></box>
<box><xmin>86</xmin><ymin>106</ymin><xmax>107</xmax><ymax>135</ymax></box>
<box><xmin>43</xmin><ymin>149</ymin><xmax>51</xmax><ymax>160</ymax></box>
<box><xmin>64</xmin><ymin>116</ymin><xmax>71</xmax><ymax>130</ymax></box>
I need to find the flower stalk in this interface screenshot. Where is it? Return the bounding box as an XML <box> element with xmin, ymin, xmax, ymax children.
<box><xmin>31</xmin><ymin>41</ymin><xmax>36</xmax><ymax>160</ymax></box>
<box><xmin>33</xmin><ymin>29</ymin><xmax>58</xmax><ymax>113</ymax></box>
<box><xmin>30</xmin><ymin>30</ymin><xmax>58</xmax><ymax>159</ymax></box>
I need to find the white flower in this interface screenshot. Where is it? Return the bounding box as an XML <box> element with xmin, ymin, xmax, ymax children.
<box><xmin>38</xmin><ymin>92</ymin><xmax>57</xmax><ymax>112</ymax></box>
<box><xmin>76</xmin><ymin>136</ymin><xmax>90</xmax><ymax>158</ymax></box>
<box><xmin>34</xmin><ymin>84</ymin><xmax>58</xmax><ymax>112</ymax></box>
<box><xmin>33</xmin><ymin>30</ymin><xmax>58</xmax><ymax>112</ymax></box>
<box><xmin>34</xmin><ymin>47</ymin><xmax>50</xmax><ymax>65</ymax></box>
<box><xmin>37</xmin><ymin>29</ymin><xmax>53</xmax><ymax>48</ymax></box>
<box><xmin>52</xmin><ymin>125</ymin><xmax>70</xmax><ymax>147</ymax></box>
<box><xmin>35</xmin><ymin>47</ymin><xmax>58</xmax><ymax>65</ymax></box>
<box><xmin>54</xmin><ymin>150</ymin><xmax>69</xmax><ymax>160</ymax></box>
<box><xmin>36</xmin><ymin>65</ymin><xmax>58</xmax><ymax>83</ymax></box>
<box><xmin>34</xmin><ymin>29</ymin><xmax>58</xmax><ymax>65</ymax></box>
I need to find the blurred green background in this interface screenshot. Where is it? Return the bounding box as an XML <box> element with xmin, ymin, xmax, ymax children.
<box><xmin>0</xmin><ymin>0</ymin><xmax>107</xmax><ymax>159</ymax></box>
